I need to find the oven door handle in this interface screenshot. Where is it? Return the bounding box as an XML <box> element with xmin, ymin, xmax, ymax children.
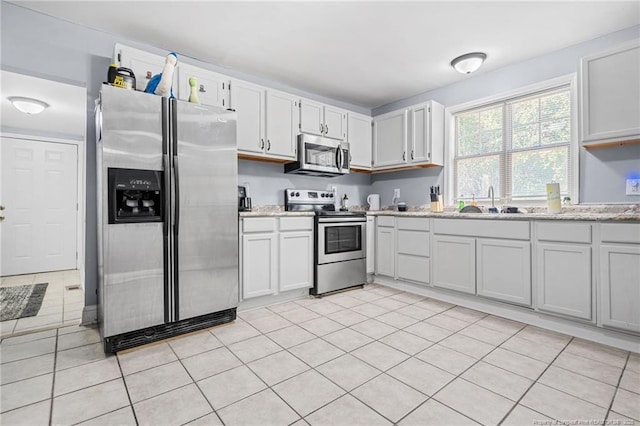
<box><xmin>317</xmin><ymin>217</ymin><xmax>367</xmax><ymax>223</ymax></box>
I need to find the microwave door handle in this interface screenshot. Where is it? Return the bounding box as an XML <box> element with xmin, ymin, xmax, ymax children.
<box><xmin>336</xmin><ymin>144</ymin><xmax>343</xmax><ymax>172</ymax></box>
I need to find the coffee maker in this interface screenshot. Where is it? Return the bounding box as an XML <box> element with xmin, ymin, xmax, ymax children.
<box><xmin>238</xmin><ymin>186</ymin><xmax>252</xmax><ymax>212</ymax></box>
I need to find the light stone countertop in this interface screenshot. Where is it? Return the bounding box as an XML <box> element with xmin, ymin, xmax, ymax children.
<box><xmin>239</xmin><ymin>206</ymin><xmax>315</xmax><ymax>217</ymax></box>
<box><xmin>366</xmin><ymin>204</ymin><xmax>640</xmax><ymax>222</ymax></box>
<box><xmin>239</xmin><ymin>205</ymin><xmax>640</xmax><ymax>222</ymax></box>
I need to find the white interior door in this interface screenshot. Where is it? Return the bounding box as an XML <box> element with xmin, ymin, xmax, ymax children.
<box><xmin>1</xmin><ymin>137</ymin><xmax>78</xmax><ymax>276</ymax></box>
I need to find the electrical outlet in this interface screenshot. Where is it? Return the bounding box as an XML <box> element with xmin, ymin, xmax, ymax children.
<box><xmin>626</xmin><ymin>179</ymin><xmax>640</xmax><ymax>195</ymax></box>
<box><xmin>394</xmin><ymin>188</ymin><xmax>401</xmax><ymax>199</ymax></box>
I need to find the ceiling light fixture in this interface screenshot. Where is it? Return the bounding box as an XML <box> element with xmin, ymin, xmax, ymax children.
<box><xmin>8</xmin><ymin>96</ymin><xmax>49</xmax><ymax>114</ymax></box>
<box><xmin>451</xmin><ymin>52</ymin><xmax>487</xmax><ymax>74</ymax></box>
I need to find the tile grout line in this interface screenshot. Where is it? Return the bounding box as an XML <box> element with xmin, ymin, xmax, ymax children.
<box><xmin>115</xmin><ymin>352</ymin><xmax>140</xmax><ymax>426</ymax></box>
<box><xmin>604</xmin><ymin>351</ymin><xmax>630</xmax><ymax>422</ymax></box>
<box><xmin>393</xmin><ymin>304</ymin><xmax>505</xmax><ymax>425</ymax></box>
<box><xmin>165</xmin><ymin>340</ymin><xmax>227</xmax><ymax>426</ymax></box>
<box><xmin>48</xmin><ymin>328</ymin><xmax>59</xmax><ymax>426</ymax></box>
<box><xmin>496</xmin><ymin>336</ymin><xmax>575</xmax><ymax>425</ymax></box>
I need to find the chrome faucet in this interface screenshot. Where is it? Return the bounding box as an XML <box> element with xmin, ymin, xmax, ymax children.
<box><xmin>488</xmin><ymin>186</ymin><xmax>498</xmax><ymax>213</ymax></box>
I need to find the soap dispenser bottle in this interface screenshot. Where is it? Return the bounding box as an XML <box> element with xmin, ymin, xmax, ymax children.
<box><xmin>341</xmin><ymin>194</ymin><xmax>349</xmax><ymax>211</ymax></box>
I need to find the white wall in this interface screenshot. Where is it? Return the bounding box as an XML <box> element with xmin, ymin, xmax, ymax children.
<box><xmin>372</xmin><ymin>25</ymin><xmax>640</xmax><ymax>204</ymax></box>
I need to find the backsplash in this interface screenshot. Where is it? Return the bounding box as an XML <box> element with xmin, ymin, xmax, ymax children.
<box><xmin>238</xmin><ymin>159</ymin><xmax>371</xmax><ymax>206</ymax></box>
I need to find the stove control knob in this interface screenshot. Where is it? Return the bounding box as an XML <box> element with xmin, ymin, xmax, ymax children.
<box><xmin>321</xmin><ymin>193</ymin><xmax>325</xmax><ymax>198</ymax></box>
<box><xmin>295</xmin><ymin>192</ymin><xmax>300</xmax><ymax>197</ymax></box>
<box><xmin>290</xmin><ymin>192</ymin><xmax>295</xmax><ymax>197</ymax></box>
<box><xmin>329</xmin><ymin>193</ymin><xmax>334</xmax><ymax>198</ymax></box>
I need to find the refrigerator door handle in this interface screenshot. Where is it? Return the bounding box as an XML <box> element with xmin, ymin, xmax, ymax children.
<box><xmin>173</xmin><ymin>155</ymin><xmax>180</xmax><ymax>233</ymax></box>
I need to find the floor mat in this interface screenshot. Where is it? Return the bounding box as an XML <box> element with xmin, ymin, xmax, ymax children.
<box><xmin>0</xmin><ymin>283</ymin><xmax>49</xmax><ymax>321</ymax></box>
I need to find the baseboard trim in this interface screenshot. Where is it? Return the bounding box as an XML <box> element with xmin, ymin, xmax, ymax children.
<box><xmin>81</xmin><ymin>304</ymin><xmax>97</xmax><ymax>326</ymax></box>
<box><xmin>374</xmin><ymin>276</ymin><xmax>640</xmax><ymax>352</ymax></box>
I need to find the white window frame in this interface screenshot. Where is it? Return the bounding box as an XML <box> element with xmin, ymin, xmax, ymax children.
<box><xmin>444</xmin><ymin>74</ymin><xmax>579</xmax><ymax>207</ymax></box>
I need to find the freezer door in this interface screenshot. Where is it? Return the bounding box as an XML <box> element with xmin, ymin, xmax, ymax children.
<box><xmin>99</xmin><ymin>85</ymin><xmax>168</xmax><ymax>337</ymax></box>
<box><xmin>172</xmin><ymin>100</ymin><xmax>239</xmax><ymax>320</ymax></box>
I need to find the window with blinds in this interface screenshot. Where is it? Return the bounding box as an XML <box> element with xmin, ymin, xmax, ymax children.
<box><xmin>454</xmin><ymin>85</ymin><xmax>573</xmax><ymax>203</ymax></box>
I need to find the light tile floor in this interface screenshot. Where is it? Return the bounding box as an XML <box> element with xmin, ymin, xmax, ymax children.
<box><xmin>1</xmin><ymin>283</ymin><xmax>639</xmax><ymax>425</ymax></box>
<box><xmin>1</xmin><ymin>270</ymin><xmax>84</xmax><ymax>337</ymax></box>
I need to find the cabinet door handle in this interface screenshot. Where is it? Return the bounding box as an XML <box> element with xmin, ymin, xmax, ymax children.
<box><xmin>403</xmin><ymin>152</ymin><xmax>406</xmax><ymax>161</ymax></box>
<box><xmin>260</xmin><ymin>139</ymin><xmax>264</xmax><ymax>149</ymax></box>
<box><xmin>267</xmin><ymin>140</ymin><xmax>271</xmax><ymax>151</ymax></box>
<box><xmin>427</xmin><ymin>152</ymin><xmax>431</xmax><ymax>159</ymax></box>
<box><xmin>325</xmin><ymin>125</ymin><xmax>329</xmax><ymax>135</ymax></box>
<box><xmin>411</xmin><ymin>150</ymin><xmax>414</xmax><ymax>160</ymax></box>
<box><xmin>199</xmin><ymin>84</ymin><xmax>206</xmax><ymax>93</ymax></box>
<box><xmin>146</xmin><ymin>71</ymin><xmax>153</xmax><ymax>79</ymax></box>
<box><xmin>320</xmin><ymin>123</ymin><xmax>324</xmax><ymax>134</ymax></box>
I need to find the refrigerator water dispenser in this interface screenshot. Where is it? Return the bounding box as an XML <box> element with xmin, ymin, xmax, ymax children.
<box><xmin>108</xmin><ymin>168</ymin><xmax>163</xmax><ymax>224</ymax></box>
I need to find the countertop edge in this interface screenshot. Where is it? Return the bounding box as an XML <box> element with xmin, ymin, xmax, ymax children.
<box><xmin>365</xmin><ymin>211</ymin><xmax>640</xmax><ymax>222</ymax></box>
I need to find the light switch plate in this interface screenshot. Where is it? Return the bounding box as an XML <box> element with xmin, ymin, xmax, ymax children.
<box><xmin>626</xmin><ymin>179</ymin><xmax>640</xmax><ymax>195</ymax></box>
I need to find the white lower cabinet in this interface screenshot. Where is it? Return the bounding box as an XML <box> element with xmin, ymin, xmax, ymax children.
<box><xmin>431</xmin><ymin>219</ymin><xmax>531</xmax><ymax>304</ymax></box>
<box><xmin>536</xmin><ymin>243</ymin><xmax>592</xmax><ymax>320</ymax></box>
<box><xmin>396</xmin><ymin>218</ymin><xmax>430</xmax><ymax>285</ymax></box>
<box><xmin>279</xmin><ymin>231</ymin><xmax>313</xmax><ymax>292</ymax></box>
<box><xmin>242</xmin><ymin>233</ymin><xmax>277</xmax><ymax>299</ymax></box>
<box><xmin>477</xmin><ymin>239</ymin><xmax>531</xmax><ymax>306</ymax></box>
<box><xmin>241</xmin><ymin>217</ymin><xmax>313</xmax><ymax>300</ymax></box>
<box><xmin>535</xmin><ymin>222</ymin><xmax>593</xmax><ymax>321</ymax></box>
<box><xmin>366</xmin><ymin>217</ymin><xmax>375</xmax><ymax>274</ymax></box>
<box><xmin>600</xmin><ymin>244</ymin><xmax>640</xmax><ymax>333</ymax></box>
<box><xmin>432</xmin><ymin>235</ymin><xmax>476</xmax><ymax>294</ymax></box>
<box><xmin>375</xmin><ymin>224</ymin><xmax>395</xmax><ymax>277</ymax></box>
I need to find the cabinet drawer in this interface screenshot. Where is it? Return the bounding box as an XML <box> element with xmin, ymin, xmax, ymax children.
<box><xmin>397</xmin><ymin>217</ymin><xmax>430</xmax><ymax>231</ymax></box>
<box><xmin>433</xmin><ymin>219</ymin><xmax>530</xmax><ymax>240</ymax></box>
<box><xmin>397</xmin><ymin>254</ymin><xmax>430</xmax><ymax>284</ymax></box>
<box><xmin>242</xmin><ymin>217</ymin><xmax>276</xmax><ymax>233</ymax></box>
<box><xmin>280</xmin><ymin>217</ymin><xmax>313</xmax><ymax>232</ymax></box>
<box><xmin>536</xmin><ymin>222</ymin><xmax>591</xmax><ymax>244</ymax></box>
<box><xmin>397</xmin><ymin>230</ymin><xmax>430</xmax><ymax>257</ymax></box>
<box><xmin>377</xmin><ymin>216</ymin><xmax>395</xmax><ymax>227</ymax></box>
<box><xmin>601</xmin><ymin>223</ymin><xmax>640</xmax><ymax>244</ymax></box>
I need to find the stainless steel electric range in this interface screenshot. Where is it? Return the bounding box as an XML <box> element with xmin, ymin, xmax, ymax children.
<box><xmin>285</xmin><ymin>189</ymin><xmax>366</xmax><ymax>296</ymax></box>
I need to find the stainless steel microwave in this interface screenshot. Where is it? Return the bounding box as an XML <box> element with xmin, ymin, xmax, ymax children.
<box><xmin>284</xmin><ymin>134</ymin><xmax>350</xmax><ymax>177</ymax></box>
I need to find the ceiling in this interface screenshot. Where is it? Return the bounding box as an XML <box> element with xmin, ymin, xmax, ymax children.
<box><xmin>1</xmin><ymin>70</ymin><xmax>86</xmax><ymax>138</ymax></box>
<box><xmin>11</xmin><ymin>1</ymin><xmax>640</xmax><ymax>109</ymax></box>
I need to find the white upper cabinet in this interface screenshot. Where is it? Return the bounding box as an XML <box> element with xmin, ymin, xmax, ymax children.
<box><xmin>230</xmin><ymin>79</ymin><xmax>266</xmax><ymax>155</ymax></box>
<box><xmin>299</xmin><ymin>99</ymin><xmax>347</xmax><ymax>141</ymax></box>
<box><xmin>324</xmin><ymin>105</ymin><xmax>348</xmax><ymax>140</ymax></box>
<box><xmin>410</xmin><ymin>101</ymin><xmax>444</xmax><ymax>165</ymax></box>
<box><xmin>265</xmin><ymin>90</ymin><xmax>299</xmax><ymax>159</ymax></box>
<box><xmin>580</xmin><ymin>40</ymin><xmax>640</xmax><ymax>145</ymax></box>
<box><xmin>176</xmin><ymin>63</ymin><xmax>229</xmax><ymax>108</ymax></box>
<box><xmin>115</xmin><ymin>44</ymin><xmax>178</xmax><ymax>93</ymax></box>
<box><xmin>230</xmin><ymin>81</ymin><xmax>298</xmax><ymax>160</ymax></box>
<box><xmin>300</xmin><ymin>99</ymin><xmax>325</xmax><ymax>136</ymax></box>
<box><xmin>373</xmin><ymin>109</ymin><xmax>408</xmax><ymax>168</ymax></box>
<box><xmin>348</xmin><ymin>113</ymin><xmax>373</xmax><ymax>169</ymax></box>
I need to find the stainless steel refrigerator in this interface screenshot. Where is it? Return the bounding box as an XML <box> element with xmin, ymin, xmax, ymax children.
<box><xmin>96</xmin><ymin>84</ymin><xmax>238</xmax><ymax>352</ymax></box>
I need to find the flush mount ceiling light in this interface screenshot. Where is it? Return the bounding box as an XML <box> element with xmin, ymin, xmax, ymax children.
<box><xmin>451</xmin><ymin>52</ymin><xmax>487</xmax><ymax>74</ymax></box>
<box><xmin>8</xmin><ymin>96</ymin><xmax>49</xmax><ymax>114</ymax></box>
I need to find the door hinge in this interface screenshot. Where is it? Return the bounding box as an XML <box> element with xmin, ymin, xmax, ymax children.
<box><xmin>222</xmin><ymin>99</ymin><xmax>225</xmax><ymax>107</ymax></box>
<box><xmin>223</xmin><ymin>82</ymin><xmax>225</xmax><ymax>90</ymax></box>
<box><xmin>117</xmin><ymin>52</ymin><xmax>121</xmax><ymax>63</ymax></box>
